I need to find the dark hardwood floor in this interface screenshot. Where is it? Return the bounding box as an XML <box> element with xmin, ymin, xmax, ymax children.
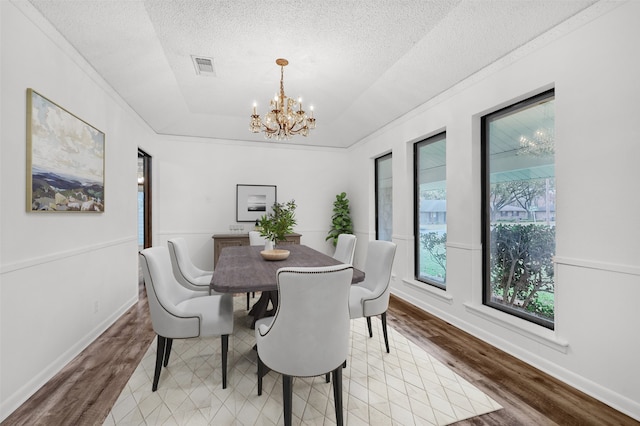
<box><xmin>2</xmin><ymin>282</ymin><xmax>637</xmax><ymax>425</ymax></box>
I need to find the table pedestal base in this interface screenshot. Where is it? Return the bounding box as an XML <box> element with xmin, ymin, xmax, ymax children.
<box><xmin>248</xmin><ymin>291</ymin><xmax>279</xmax><ymax>329</ymax></box>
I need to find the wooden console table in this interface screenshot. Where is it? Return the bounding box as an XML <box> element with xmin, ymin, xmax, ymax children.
<box><xmin>212</xmin><ymin>232</ymin><xmax>301</xmax><ymax>268</ymax></box>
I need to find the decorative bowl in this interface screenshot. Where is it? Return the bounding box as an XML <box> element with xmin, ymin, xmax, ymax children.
<box><xmin>260</xmin><ymin>249</ymin><xmax>290</xmax><ymax>261</ymax></box>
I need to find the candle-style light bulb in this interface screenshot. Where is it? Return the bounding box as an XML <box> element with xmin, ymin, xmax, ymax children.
<box><xmin>253</xmin><ymin>102</ymin><xmax>257</xmax><ymax>115</ymax></box>
<box><xmin>310</xmin><ymin>105</ymin><xmax>314</xmax><ymax>118</ymax></box>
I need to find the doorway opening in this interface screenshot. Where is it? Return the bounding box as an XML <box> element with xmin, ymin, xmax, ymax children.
<box><xmin>138</xmin><ymin>149</ymin><xmax>152</xmax><ymax>250</ymax></box>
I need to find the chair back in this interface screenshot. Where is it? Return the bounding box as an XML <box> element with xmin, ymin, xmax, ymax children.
<box><xmin>360</xmin><ymin>240</ymin><xmax>396</xmax><ymax>317</ymax></box>
<box><xmin>140</xmin><ymin>247</ymin><xmax>200</xmax><ymax>337</ymax></box>
<box><xmin>168</xmin><ymin>238</ymin><xmax>208</xmax><ymax>282</ymax></box>
<box><xmin>333</xmin><ymin>234</ymin><xmax>356</xmax><ymax>264</ymax></box>
<box><xmin>249</xmin><ymin>231</ymin><xmax>267</xmax><ymax>246</ymax></box>
<box><xmin>256</xmin><ymin>264</ymin><xmax>353</xmax><ymax>377</ymax></box>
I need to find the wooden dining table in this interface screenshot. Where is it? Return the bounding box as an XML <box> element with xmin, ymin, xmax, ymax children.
<box><xmin>211</xmin><ymin>244</ymin><xmax>365</xmax><ymax>326</ymax></box>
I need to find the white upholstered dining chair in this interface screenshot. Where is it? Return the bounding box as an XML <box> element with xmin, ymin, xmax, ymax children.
<box><xmin>248</xmin><ymin>230</ymin><xmax>267</xmax><ymax>246</ymax></box>
<box><xmin>255</xmin><ymin>264</ymin><xmax>353</xmax><ymax>426</ymax></box>
<box><xmin>332</xmin><ymin>233</ymin><xmax>357</xmax><ymax>265</ymax></box>
<box><xmin>167</xmin><ymin>238</ymin><xmax>212</xmax><ymax>293</ymax></box>
<box><xmin>139</xmin><ymin>246</ymin><xmax>234</xmax><ymax>391</ymax></box>
<box><xmin>349</xmin><ymin>240</ymin><xmax>396</xmax><ymax>353</ymax></box>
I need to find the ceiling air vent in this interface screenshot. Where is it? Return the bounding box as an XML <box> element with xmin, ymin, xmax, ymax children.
<box><xmin>192</xmin><ymin>56</ymin><xmax>216</xmax><ymax>76</ymax></box>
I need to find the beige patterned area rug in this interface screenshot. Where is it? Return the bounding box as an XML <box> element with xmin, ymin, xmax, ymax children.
<box><xmin>104</xmin><ymin>296</ymin><xmax>501</xmax><ymax>425</ymax></box>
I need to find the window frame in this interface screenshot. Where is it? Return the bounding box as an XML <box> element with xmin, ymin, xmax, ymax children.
<box><xmin>481</xmin><ymin>88</ymin><xmax>555</xmax><ymax>329</ymax></box>
<box><xmin>413</xmin><ymin>132</ymin><xmax>447</xmax><ymax>289</ymax></box>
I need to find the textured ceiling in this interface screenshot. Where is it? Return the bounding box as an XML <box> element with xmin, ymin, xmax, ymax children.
<box><xmin>26</xmin><ymin>0</ymin><xmax>602</xmax><ymax>148</ymax></box>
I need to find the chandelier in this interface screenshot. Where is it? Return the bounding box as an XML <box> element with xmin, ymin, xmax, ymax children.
<box><xmin>518</xmin><ymin>100</ymin><xmax>555</xmax><ymax>156</ymax></box>
<box><xmin>250</xmin><ymin>58</ymin><xmax>316</xmax><ymax>140</ymax></box>
<box><xmin>519</xmin><ymin>128</ymin><xmax>555</xmax><ymax>156</ymax></box>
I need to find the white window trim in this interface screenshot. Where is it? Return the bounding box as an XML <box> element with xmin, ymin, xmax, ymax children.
<box><xmin>464</xmin><ymin>302</ymin><xmax>569</xmax><ymax>353</ymax></box>
<box><xmin>402</xmin><ymin>278</ymin><xmax>454</xmax><ymax>304</ymax></box>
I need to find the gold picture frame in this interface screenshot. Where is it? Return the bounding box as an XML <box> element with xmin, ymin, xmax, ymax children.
<box><xmin>26</xmin><ymin>89</ymin><xmax>105</xmax><ymax>212</ymax></box>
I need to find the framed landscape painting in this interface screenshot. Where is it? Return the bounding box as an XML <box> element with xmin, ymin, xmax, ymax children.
<box><xmin>236</xmin><ymin>184</ymin><xmax>276</xmax><ymax>222</ymax></box>
<box><xmin>26</xmin><ymin>89</ymin><xmax>105</xmax><ymax>212</ymax></box>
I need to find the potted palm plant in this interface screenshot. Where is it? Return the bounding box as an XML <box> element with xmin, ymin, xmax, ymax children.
<box><xmin>258</xmin><ymin>199</ymin><xmax>297</xmax><ymax>256</ymax></box>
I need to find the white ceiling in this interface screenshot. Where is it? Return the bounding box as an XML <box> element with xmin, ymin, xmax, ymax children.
<box><xmin>27</xmin><ymin>0</ymin><xmax>601</xmax><ymax>148</ymax></box>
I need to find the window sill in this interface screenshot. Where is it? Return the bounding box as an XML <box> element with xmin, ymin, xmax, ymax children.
<box><xmin>402</xmin><ymin>278</ymin><xmax>454</xmax><ymax>304</ymax></box>
<box><xmin>464</xmin><ymin>302</ymin><xmax>569</xmax><ymax>353</ymax></box>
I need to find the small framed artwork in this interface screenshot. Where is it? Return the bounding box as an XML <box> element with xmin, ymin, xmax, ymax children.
<box><xmin>236</xmin><ymin>184</ymin><xmax>277</xmax><ymax>222</ymax></box>
<box><xmin>26</xmin><ymin>88</ymin><xmax>105</xmax><ymax>212</ymax></box>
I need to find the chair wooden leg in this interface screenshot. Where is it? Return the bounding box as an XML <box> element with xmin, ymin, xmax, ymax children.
<box><xmin>221</xmin><ymin>334</ymin><xmax>229</xmax><ymax>389</ymax></box>
<box><xmin>257</xmin><ymin>355</ymin><xmax>265</xmax><ymax>396</ymax></box>
<box><xmin>332</xmin><ymin>366</ymin><xmax>344</xmax><ymax>426</ymax></box>
<box><xmin>246</xmin><ymin>292</ymin><xmax>251</xmax><ymax>310</ymax></box>
<box><xmin>366</xmin><ymin>316</ymin><xmax>373</xmax><ymax>337</ymax></box>
<box><xmin>283</xmin><ymin>375</ymin><xmax>293</xmax><ymax>426</ymax></box>
<box><xmin>163</xmin><ymin>338</ymin><xmax>173</xmax><ymax>367</ymax></box>
<box><xmin>381</xmin><ymin>311</ymin><xmax>390</xmax><ymax>353</ymax></box>
<box><xmin>152</xmin><ymin>335</ymin><xmax>165</xmax><ymax>392</ymax></box>
<box><xmin>325</xmin><ymin>373</ymin><xmax>330</xmax><ymax>383</ymax></box>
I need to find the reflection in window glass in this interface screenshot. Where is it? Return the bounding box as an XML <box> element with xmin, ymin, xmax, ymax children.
<box><xmin>482</xmin><ymin>90</ymin><xmax>555</xmax><ymax>329</ymax></box>
<box><xmin>375</xmin><ymin>153</ymin><xmax>392</xmax><ymax>241</ymax></box>
<box><xmin>415</xmin><ymin>134</ymin><xmax>446</xmax><ymax>288</ymax></box>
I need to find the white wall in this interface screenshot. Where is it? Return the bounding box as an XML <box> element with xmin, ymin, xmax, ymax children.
<box><xmin>347</xmin><ymin>1</ymin><xmax>640</xmax><ymax>420</ymax></box>
<box><xmin>144</xmin><ymin>135</ymin><xmax>350</xmax><ymax>269</ymax></box>
<box><xmin>0</xmin><ymin>2</ymin><xmax>149</xmax><ymax>419</ymax></box>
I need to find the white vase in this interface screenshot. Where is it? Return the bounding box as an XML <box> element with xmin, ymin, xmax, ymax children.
<box><xmin>265</xmin><ymin>240</ymin><xmax>274</xmax><ymax>251</ymax></box>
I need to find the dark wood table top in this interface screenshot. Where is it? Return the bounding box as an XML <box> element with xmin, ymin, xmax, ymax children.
<box><xmin>211</xmin><ymin>244</ymin><xmax>365</xmax><ymax>293</ymax></box>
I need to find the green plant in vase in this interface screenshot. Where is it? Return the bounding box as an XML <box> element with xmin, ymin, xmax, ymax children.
<box><xmin>258</xmin><ymin>199</ymin><xmax>297</xmax><ymax>248</ymax></box>
<box><xmin>326</xmin><ymin>192</ymin><xmax>353</xmax><ymax>247</ymax></box>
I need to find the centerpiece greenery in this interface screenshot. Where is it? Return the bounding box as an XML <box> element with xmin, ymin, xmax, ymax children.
<box><xmin>258</xmin><ymin>199</ymin><xmax>297</xmax><ymax>245</ymax></box>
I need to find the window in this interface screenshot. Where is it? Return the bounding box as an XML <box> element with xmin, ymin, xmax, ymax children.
<box><xmin>375</xmin><ymin>153</ymin><xmax>392</xmax><ymax>241</ymax></box>
<box><xmin>414</xmin><ymin>133</ymin><xmax>446</xmax><ymax>288</ymax></box>
<box><xmin>481</xmin><ymin>90</ymin><xmax>555</xmax><ymax>329</ymax></box>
